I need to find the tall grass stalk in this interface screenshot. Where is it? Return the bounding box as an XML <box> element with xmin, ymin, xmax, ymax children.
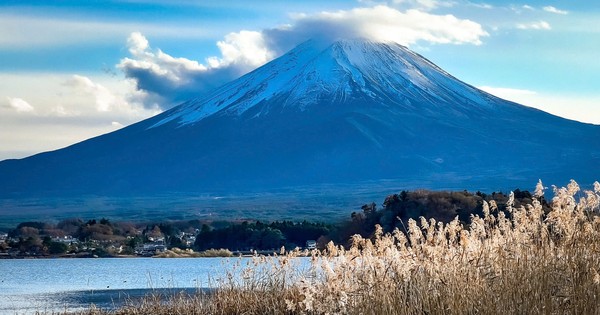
<box><xmin>76</xmin><ymin>180</ymin><xmax>600</xmax><ymax>315</ymax></box>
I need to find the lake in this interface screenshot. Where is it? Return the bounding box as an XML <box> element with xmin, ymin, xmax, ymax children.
<box><xmin>0</xmin><ymin>257</ymin><xmax>291</xmax><ymax>314</ymax></box>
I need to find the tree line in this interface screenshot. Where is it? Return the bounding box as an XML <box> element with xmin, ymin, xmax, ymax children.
<box><xmin>193</xmin><ymin>188</ymin><xmax>546</xmax><ymax>250</ymax></box>
<box><xmin>1</xmin><ymin>188</ymin><xmax>545</xmax><ymax>256</ymax></box>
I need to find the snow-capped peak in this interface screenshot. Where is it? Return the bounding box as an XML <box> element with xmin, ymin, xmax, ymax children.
<box><xmin>151</xmin><ymin>38</ymin><xmax>496</xmax><ymax>128</ymax></box>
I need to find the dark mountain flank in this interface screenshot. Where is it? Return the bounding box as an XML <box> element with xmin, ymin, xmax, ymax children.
<box><xmin>1</xmin><ymin>39</ymin><xmax>599</xmax><ymax>197</ymax></box>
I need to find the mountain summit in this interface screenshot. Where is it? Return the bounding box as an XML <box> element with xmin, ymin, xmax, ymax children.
<box><xmin>152</xmin><ymin>39</ymin><xmax>495</xmax><ymax>127</ymax></box>
<box><xmin>1</xmin><ymin>39</ymin><xmax>599</xmax><ymax>196</ymax></box>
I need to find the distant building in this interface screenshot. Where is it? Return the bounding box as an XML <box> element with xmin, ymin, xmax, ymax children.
<box><xmin>147</xmin><ymin>236</ymin><xmax>165</xmax><ymax>243</ymax></box>
<box><xmin>306</xmin><ymin>240</ymin><xmax>317</xmax><ymax>250</ymax></box>
<box><xmin>52</xmin><ymin>236</ymin><xmax>79</xmax><ymax>245</ymax></box>
<box><xmin>136</xmin><ymin>241</ymin><xmax>167</xmax><ymax>256</ymax></box>
<box><xmin>175</xmin><ymin>232</ymin><xmax>197</xmax><ymax>247</ymax></box>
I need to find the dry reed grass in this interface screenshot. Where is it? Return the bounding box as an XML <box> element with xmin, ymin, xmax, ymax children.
<box><xmin>154</xmin><ymin>248</ymin><xmax>233</xmax><ymax>258</ymax></box>
<box><xmin>75</xmin><ymin>180</ymin><xmax>600</xmax><ymax>315</ymax></box>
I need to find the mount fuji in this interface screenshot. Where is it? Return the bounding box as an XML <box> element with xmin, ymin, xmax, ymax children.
<box><xmin>1</xmin><ymin>39</ymin><xmax>599</xmax><ymax>198</ymax></box>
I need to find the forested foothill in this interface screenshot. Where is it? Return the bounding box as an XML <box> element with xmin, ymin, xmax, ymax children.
<box><xmin>0</xmin><ymin>188</ymin><xmax>547</xmax><ymax>257</ymax></box>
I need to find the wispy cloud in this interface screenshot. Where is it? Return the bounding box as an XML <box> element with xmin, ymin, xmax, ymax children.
<box><xmin>522</xmin><ymin>5</ymin><xmax>534</xmax><ymax>11</ymax></box>
<box><xmin>111</xmin><ymin>121</ymin><xmax>124</xmax><ymax>128</ymax></box>
<box><xmin>517</xmin><ymin>20</ymin><xmax>551</xmax><ymax>30</ymax></box>
<box><xmin>510</xmin><ymin>4</ymin><xmax>534</xmax><ymax>14</ymax></box>
<box><xmin>5</xmin><ymin>97</ymin><xmax>35</xmax><ymax>112</ymax></box>
<box><xmin>50</xmin><ymin>105</ymin><xmax>79</xmax><ymax>117</ymax></box>
<box><xmin>543</xmin><ymin>6</ymin><xmax>568</xmax><ymax>15</ymax></box>
<box><xmin>511</xmin><ymin>5</ymin><xmax>568</xmax><ymax>15</ymax></box>
<box><xmin>391</xmin><ymin>0</ymin><xmax>455</xmax><ymax>11</ymax></box>
<box><xmin>469</xmin><ymin>2</ymin><xmax>493</xmax><ymax>9</ymax></box>
<box><xmin>0</xmin><ymin>12</ymin><xmax>214</xmax><ymax>49</ymax></box>
<box><xmin>64</xmin><ymin>75</ymin><xmax>120</xmax><ymax>112</ymax></box>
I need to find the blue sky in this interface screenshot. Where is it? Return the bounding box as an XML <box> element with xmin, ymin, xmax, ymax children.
<box><xmin>1</xmin><ymin>0</ymin><xmax>599</xmax><ymax>160</ymax></box>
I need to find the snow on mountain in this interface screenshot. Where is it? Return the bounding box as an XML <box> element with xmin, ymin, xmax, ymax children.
<box><xmin>153</xmin><ymin>39</ymin><xmax>504</xmax><ymax>128</ymax></box>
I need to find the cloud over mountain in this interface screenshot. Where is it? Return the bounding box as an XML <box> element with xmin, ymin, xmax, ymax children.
<box><xmin>119</xmin><ymin>5</ymin><xmax>488</xmax><ymax>110</ymax></box>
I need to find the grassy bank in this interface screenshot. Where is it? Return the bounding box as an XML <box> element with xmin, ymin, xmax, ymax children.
<box><xmin>65</xmin><ymin>180</ymin><xmax>600</xmax><ymax>314</ymax></box>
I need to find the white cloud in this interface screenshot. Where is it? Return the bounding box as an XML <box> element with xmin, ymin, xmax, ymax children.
<box><xmin>127</xmin><ymin>31</ymin><xmax>150</xmax><ymax>56</ymax></box>
<box><xmin>213</xmin><ymin>31</ymin><xmax>274</xmax><ymax>69</ymax></box>
<box><xmin>64</xmin><ymin>75</ymin><xmax>119</xmax><ymax>112</ymax></box>
<box><xmin>119</xmin><ymin>6</ymin><xmax>488</xmax><ymax>110</ymax></box>
<box><xmin>517</xmin><ymin>20</ymin><xmax>551</xmax><ymax>30</ymax></box>
<box><xmin>111</xmin><ymin>121</ymin><xmax>124</xmax><ymax>128</ymax></box>
<box><xmin>124</xmin><ymin>31</ymin><xmax>209</xmax><ymax>76</ymax></box>
<box><xmin>6</xmin><ymin>97</ymin><xmax>35</xmax><ymax>112</ymax></box>
<box><xmin>119</xmin><ymin>31</ymin><xmax>256</xmax><ymax>110</ymax></box>
<box><xmin>325</xmin><ymin>5</ymin><xmax>487</xmax><ymax>44</ymax></box>
<box><xmin>522</xmin><ymin>5</ymin><xmax>534</xmax><ymax>10</ymax></box>
<box><xmin>543</xmin><ymin>6</ymin><xmax>568</xmax><ymax>15</ymax></box>
<box><xmin>277</xmin><ymin>6</ymin><xmax>489</xmax><ymax>47</ymax></box>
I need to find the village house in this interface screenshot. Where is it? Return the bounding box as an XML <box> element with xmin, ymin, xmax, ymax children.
<box><xmin>135</xmin><ymin>241</ymin><xmax>167</xmax><ymax>256</ymax></box>
<box><xmin>51</xmin><ymin>235</ymin><xmax>79</xmax><ymax>245</ymax></box>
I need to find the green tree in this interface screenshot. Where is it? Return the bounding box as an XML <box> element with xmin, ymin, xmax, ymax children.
<box><xmin>48</xmin><ymin>242</ymin><xmax>68</xmax><ymax>255</ymax></box>
<box><xmin>260</xmin><ymin>228</ymin><xmax>286</xmax><ymax>249</ymax></box>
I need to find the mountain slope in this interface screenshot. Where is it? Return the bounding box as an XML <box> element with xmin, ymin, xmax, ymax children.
<box><xmin>1</xmin><ymin>39</ymin><xmax>599</xmax><ymax>197</ymax></box>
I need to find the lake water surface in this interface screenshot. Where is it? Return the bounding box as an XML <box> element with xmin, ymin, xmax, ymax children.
<box><xmin>0</xmin><ymin>257</ymin><xmax>259</xmax><ymax>314</ymax></box>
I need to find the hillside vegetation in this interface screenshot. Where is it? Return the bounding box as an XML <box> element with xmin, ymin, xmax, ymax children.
<box><xmin>2</xmin><ymin>186</ymin><xmax>540</xmax><ymax>257</ymax></box>
<box><xmin>73</xmin><ymin>180</ymin><xmax>600</xmax><ymax>314</ymax></box>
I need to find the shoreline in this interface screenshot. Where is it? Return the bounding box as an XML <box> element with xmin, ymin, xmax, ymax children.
<box><xmin>0</xmin><ymin>253</ymin><xmax>138</xmax><ymax>259</ymax></box>
<box><xmin>0</xmin><ymin>249</ymin><xmax>284</xmax><ymax>259</ymax></box>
